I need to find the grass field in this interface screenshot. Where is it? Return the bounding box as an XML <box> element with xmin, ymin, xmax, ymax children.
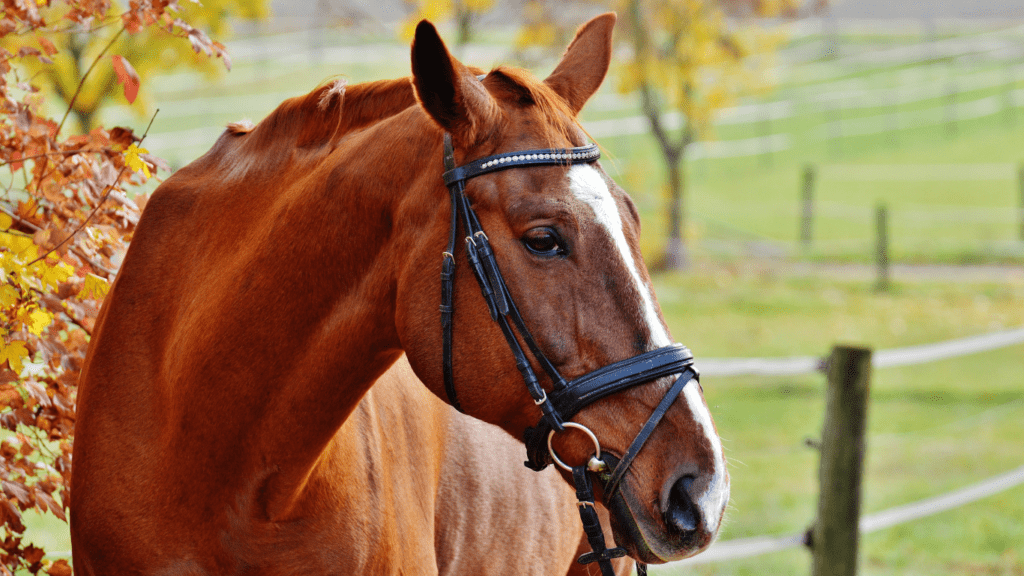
<box><xmin>650</xmin><ymin>266</ymin><xmax>1024</xmax><ymax>575</ymax></box>
<box><xmin>20</xmin><ymin>19</ymin><xmax>1024</xmax><ymax>575</ymax></box>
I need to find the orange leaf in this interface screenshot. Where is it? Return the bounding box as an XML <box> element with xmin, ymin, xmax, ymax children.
<box><xmin>112</xmin><ymin>55</ymin><xmax>140</xmax><ymax>104</ymax></box>
<box><xmin>37</xmin><ymin>35</ymin><xmax>57</xmax><ymax>56</ymax></box>
<box><xmin>1</xmin><ymin>479</ymin><xmax>32</xmax><ymax>506</ymax></box>
<box><xmin>47</xmin><ymin>559</ymin><xmax>73</xmax><ymax>576</ymax></box>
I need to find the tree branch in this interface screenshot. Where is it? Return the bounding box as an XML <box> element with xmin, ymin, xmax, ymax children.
<box><xmin>0</xmin><ymin>149</ymin><xmax>109</xmax><ymax>168</ymax></box>
<box><xmin>55</xmin><ymin>26</ymin><xmax>125</xmax><ymax>137</ymax></box>
<box><xmin>0</xmin><ymin>205</ymin><xmax>117</xmax><ymax>278</ymax></box>
<box><xmin>25</xmin><ymin>109</ymin><xmax>157</xmax><ymax>270</ymax></box>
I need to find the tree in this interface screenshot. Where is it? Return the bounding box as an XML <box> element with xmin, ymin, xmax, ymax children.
<box><xmin>618</xmin><ymin>0</ymin><xmax>790</xmax><ymax>269</ymax></box>
<box><xmin>2</xmin><ymin>0</ymin><xmax>268</xmax><ymax>132</ymax></box>
<box><xmin>0</xmin><ymin>1</ymin><xmax>251</xmax><ymax>573</ymax></box>
<box><xmin>400</xmin><ymin>0</ymin><xmax>495</xmax><ymax>48</ymax></box>
<box><xmin>491</xmin><ymin>0</ymin><xmax>793</xmax><ymax>269</ymax></box>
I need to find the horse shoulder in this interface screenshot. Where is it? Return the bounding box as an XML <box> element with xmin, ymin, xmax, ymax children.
<box><xmin>433</xmin><ymin>410</ymin><xmax>582</xmax><ymax>576</ymax></box>
<box><xmin>274</xmin><ymin>358</ymin><xmax>446</xmax><ymax>575</ymax></box>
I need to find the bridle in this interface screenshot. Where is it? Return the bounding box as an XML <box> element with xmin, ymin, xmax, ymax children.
<box><xmin>439</xmin><ymin>133</ymin><xmax>699</xmax><ymax>576</ymax></box>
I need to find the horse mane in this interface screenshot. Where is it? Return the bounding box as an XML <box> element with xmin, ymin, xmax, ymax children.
<box><xmin>199</xmin><ymin>66</ymin><xmax>584</xmax><ymax>182</ymax></box>
<box><xmin>256</xmin><ymin>76</ymin><xmax>419</xmax><ymax>148</ymax></box>
<box><xmin>198</xmin><ymin>77</ymin><xmax>419</xmax><ymax>180</ymax></box>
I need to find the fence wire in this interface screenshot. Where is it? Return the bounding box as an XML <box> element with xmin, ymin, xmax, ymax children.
<box><xmin>699</xmin><ymin>326</ymin><xmax>1024</xmax><ymax>377</ymax></box>
<box><xmin>678</xmin><ymin>326</ymin><xmax>1024</xmax><ymax>567</ymax></box>
<box><xmin>676</xmin><ymin>464</ymin><xmax>1024</xmax><ymax>566</ymax></box>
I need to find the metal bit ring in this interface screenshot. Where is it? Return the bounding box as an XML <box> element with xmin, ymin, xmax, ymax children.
<box><xmin>547</xmin><ymin>422</ymin><xmax>604</xmax><ymax>472</ymax></box>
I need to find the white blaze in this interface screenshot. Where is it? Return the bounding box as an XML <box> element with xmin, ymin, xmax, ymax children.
<box><xmin>566</xmin><ymin>165</ymin><xmax>670</xmax><ymax>348</ymax></box>
<box><xmin>684</xmin><ymin>381</ymin><xmax>729</xmax><ymax>530</ymax></box>
<box><xmin>567</xmin><ymin>164</ymin><xmax>729</xmax><ymax>530</ymax></box>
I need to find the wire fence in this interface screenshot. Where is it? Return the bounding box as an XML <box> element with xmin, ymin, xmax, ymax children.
<box><xmin>677</xmin><ymin>463</ymin><xmax>1024</xmax><ymax>566</ymax></box>
<box><xmin>700</xmin><ymin>326</ymin><xmax>1024</xmax><ymax>377</ymax></box>
<box><xmin>674</xmin><ymin>326</ymin><xmax>1024</xmax><ymax>568</ymax></box>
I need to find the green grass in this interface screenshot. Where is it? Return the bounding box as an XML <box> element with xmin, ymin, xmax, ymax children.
<box><xmin>647</xmin><ymin>268</ymin><xmax>1024</xmax><ymax>576</ymax></box>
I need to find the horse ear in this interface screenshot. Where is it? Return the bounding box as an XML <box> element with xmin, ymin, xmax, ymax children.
<box><xmin>544</xmin><ymin>12</ymin><xmax>616</xmax><ymax>115</ymax></box>
<box><xmin>411</xmin><ymin>20</ymin><xmax>499</xmax><ymax>146</ymax></box>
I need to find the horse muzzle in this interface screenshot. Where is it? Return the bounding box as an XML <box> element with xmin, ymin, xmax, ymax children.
<box><xmin>601</xmin><ymin>457</ymin><xmax>729</xmax><ymax>563</ymax></box>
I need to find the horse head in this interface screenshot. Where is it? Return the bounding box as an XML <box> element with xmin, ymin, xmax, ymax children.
<box><xmin>395</xmin><ymin>14</ymin><xmax>729</xmax><ymax>563</ymax></box>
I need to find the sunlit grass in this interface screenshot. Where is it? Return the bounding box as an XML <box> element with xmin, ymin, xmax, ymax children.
<box><xmin>648</xmin><ymin>266</ymin><xmax>1023</xmax><ymax>576</ymax></box>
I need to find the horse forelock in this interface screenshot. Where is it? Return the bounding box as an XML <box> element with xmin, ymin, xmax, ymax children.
<box><xmin>484</xmin><ymin>66</ymin><xmax>586</xmax><ymax>148</ymax></box>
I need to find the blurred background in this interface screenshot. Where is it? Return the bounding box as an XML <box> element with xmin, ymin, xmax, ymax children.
<box><xmin>21</xmin><ymin>0</ymin><xmax>1024</xmax><ymax>574</ymax></box>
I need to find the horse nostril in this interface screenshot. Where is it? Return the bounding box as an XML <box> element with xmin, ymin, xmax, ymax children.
<box><xmin>665</xmin><ymin>476</ymin><xmax>701</xmax><ymax>534</ymax></box>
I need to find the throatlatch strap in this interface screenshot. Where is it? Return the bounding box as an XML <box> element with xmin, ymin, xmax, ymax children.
<box><xmin>572</xmin><ymin>465</ymin><xmax>627</xmax><ymax>576</ymax></box>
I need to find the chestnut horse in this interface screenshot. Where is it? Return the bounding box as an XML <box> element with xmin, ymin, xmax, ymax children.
<box><xmin>70</xmin><ymin>12</ymin><xmax>727</xmax><ymax>575</ymax></box>
<box><xmin>342</xmin><ymin>356</ymin><xmax>630</xmax><ymax>576</ymax></box>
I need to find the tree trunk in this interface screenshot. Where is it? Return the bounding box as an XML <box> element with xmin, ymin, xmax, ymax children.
<box><xmin>663</xmin><ymin>147</ymin><xmax>687</xmax><ymax>270</ymax></box>
<box><xmin>73</xmin><ymin>108</ymin><xmax>97</xmax><ymax>133</ymax></box>
<box><xmin>455</xmin><ymin>2</ymin><xmax>472</xmax><ymax>49</ymax></box>
<box><xmin>636</xmin><ymin>81</ymin><xmax>692</xmax><ymax>271</ymax></box>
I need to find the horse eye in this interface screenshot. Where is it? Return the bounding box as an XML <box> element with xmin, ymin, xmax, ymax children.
<box><xmin>522</xmin><ymin>227</ymin><xmax>564</xmax><ymax>257</ymax></box>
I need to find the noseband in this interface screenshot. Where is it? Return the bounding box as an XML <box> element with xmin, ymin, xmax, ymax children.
<box><xmin>439</xmin><ymin>134</ymin><xmax>700</xmax><ymax>575</ymax></box>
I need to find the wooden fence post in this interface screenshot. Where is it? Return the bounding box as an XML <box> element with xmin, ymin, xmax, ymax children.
<box><xmin>811</xmin><ymin>345</ymin><xmax>872</xmax><ymax>576</ymax></box>
<box><xmin>801</xmin><ymin>164</ymin><xmax>816</xmax><ymax>248</ymax></box>
<box><xmin>875</xmin><ymin>204</ymin><xmax>889</xmax><ymax>292</ymax></box>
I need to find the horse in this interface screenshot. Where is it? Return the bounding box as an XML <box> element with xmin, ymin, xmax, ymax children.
<box><xmin>70</xmin><ymin>12</ymin><xmax>728</xmax><ymax>575</ymax></box>
<box><xmin>349</xmin><ymin>355</ymin><xmax>631</xmax><ymax>576</ymax></box>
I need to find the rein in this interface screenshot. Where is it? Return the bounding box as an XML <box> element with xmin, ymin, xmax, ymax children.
<box><xmin>439</xmin><ymin>133</ymin><xmax>699</xmax><ymax>576</ymax></box>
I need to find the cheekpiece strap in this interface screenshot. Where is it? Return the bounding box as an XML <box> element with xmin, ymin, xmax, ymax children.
<box><xmin>440</xmin><ymin>134</ymin><xmax>598</xmax><ymax>426</ymax></box>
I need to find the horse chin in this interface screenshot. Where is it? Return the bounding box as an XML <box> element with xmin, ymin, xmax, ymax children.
<box><xmin>604</xmin><ymin>483</ymin><xmax>714</xmax><ymax>564</ymax></box>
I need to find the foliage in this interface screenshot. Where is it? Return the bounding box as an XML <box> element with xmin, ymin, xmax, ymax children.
<box><xmin>618</xmin><ymin>0</ymin><xmax>791</xmax><ymax>269</ymax></box>
<box><xmin>0</xmin><ymin>1</ymin><xmax>235</xmax><ymax>573</ymax></box>
<box><xmin>506</xmin><ymin>0</ymin><xmax>790</xmax><ymax>268</ymax></box>
<box><xmin>400</xmin><ymin>0</ymin><xmax>494</xmax><ymax>46</ymax></box>
<box><xmin>1</xmin><ymin>0</ymin><xmax>268</xmax><ymax>132</ymax></box>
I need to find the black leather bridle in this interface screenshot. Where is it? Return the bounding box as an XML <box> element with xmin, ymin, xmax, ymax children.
<box><xmin>439</xmin><ymin>133</ymin><xmax>699</xmax><ymax>576</ymax></box>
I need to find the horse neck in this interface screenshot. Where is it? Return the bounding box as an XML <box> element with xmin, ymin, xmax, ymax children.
<box><xmin>140</xmin><ymin>106</ymin><xmax>449</xmax><ymax>521</ymax></box>
<box><xmin>246</xmin><ymin>111</ymin><xmax>451</xmax><ymax>516</ymax></box>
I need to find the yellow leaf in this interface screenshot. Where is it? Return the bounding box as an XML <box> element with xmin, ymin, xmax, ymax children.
<box><xmin>7</xmin><ymin>235</ymin><xmax>38</xmax><ymax>260</ymax></box>
<box><xmin>0</xmin><ymin>285</ymin><xmax>18</xmax><ymax>308</ymax></box>
<box><xmin>124</xmin><ymin>143</ymin><xmax>151</xmax><ymax>178</ymax></box>
<box><xmin>38</xmin><ymin>261</ymin><xmax>73</xmax><ymax>291</ymax></box>
<box><xmin>0</xmin><ymin>340</ymin><xmax>29</xmax><ymax>374</ymax></box>
<box><xmin>0</xmin><ymin>213</ymin><xmax>11</xmax><ymax>230</ymax></box>
<box><xmin>26</xmin><ymin>309</ymin><xmax>52</xmax><ymax>336</ymax></box>
<box><xmin>464</xmin><ymin>0</ymin><xmax>493</xmax><ymax>12</ymax></box>
<box><xmin>80</xmin><ymin>273</ymin><xmax>110</xmax><ymax>301</ymax></box>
